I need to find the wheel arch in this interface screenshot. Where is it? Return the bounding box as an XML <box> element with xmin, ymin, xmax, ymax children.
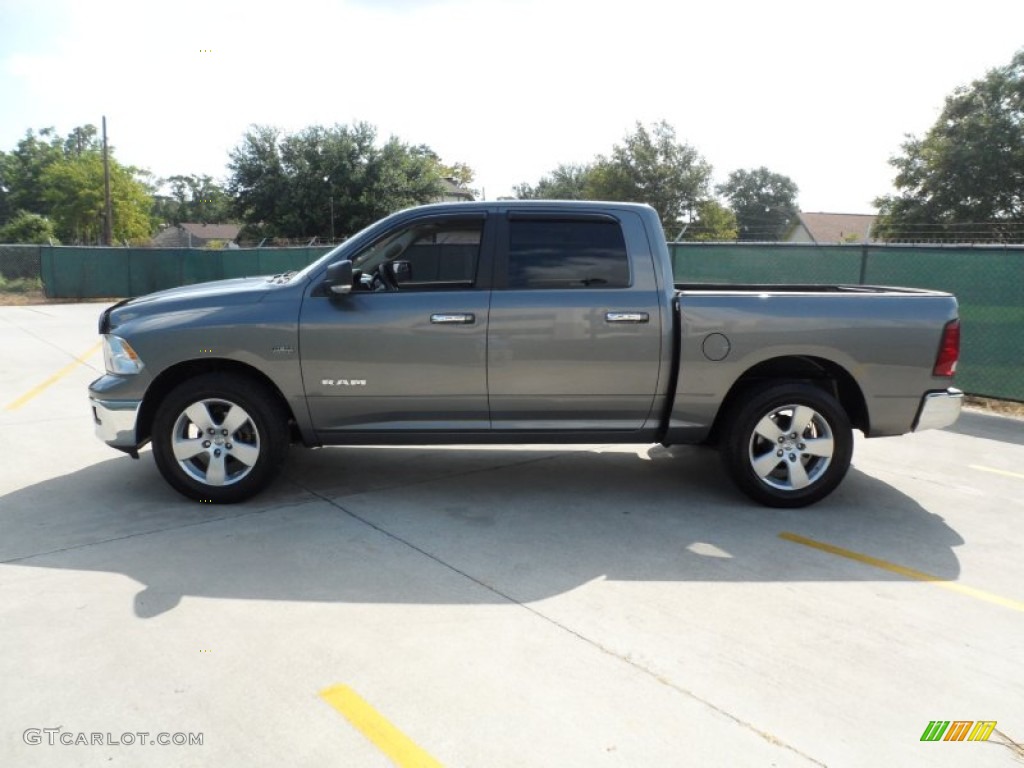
<box><xmin>137</xmin><ymin>359</ymin><xmax>298</xmax><ymax>446</ymax></box>
<box><xmin>708</xmin><ymin>355</ymin><xmax>868</xmax><ymax>443</ymax></box>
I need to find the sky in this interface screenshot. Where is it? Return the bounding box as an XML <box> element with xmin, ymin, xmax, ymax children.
<box><xmin>1</xmin><ymin>0</ymin><xmax>1022</xmax><ymax>213</ymax></box>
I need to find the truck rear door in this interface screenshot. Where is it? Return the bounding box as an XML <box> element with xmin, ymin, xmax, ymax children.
<box><xmin>487</xmin><ymin>211</ymin><xmax>663</xmax><ymax>431</ymax></box>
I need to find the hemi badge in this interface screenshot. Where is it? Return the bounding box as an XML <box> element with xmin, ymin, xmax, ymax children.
<box><xmin>271</xmin><ymin>345</ymin><xmax>294</xmax><ymax>354</ymax></box>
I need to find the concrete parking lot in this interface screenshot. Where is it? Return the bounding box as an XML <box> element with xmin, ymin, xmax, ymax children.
<box><xmin>1</xmin><ymin>302</ymin><xmax>1022</xmax><ymax>767</ymax></box>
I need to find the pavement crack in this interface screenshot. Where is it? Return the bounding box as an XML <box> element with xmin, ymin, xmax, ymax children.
<box><xmin>0</xmin><ymin>496</ymin><xmax>317</xmax><ymax>565</ymax></box>
<box><xmin>295</xmin><ymin>481</ymin><xmax>828</xmax><ymax>768</ymax></box>
<box><xmin>0</xmin><ymin>314</ymin><xmax>104</xmax><ymax>374</ymax></box>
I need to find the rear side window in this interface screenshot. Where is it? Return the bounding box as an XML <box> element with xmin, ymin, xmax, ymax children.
<box><xmin>507</xmin><ymin>219</ymin><xmax>630</xmax><ymax>289</ymax></box>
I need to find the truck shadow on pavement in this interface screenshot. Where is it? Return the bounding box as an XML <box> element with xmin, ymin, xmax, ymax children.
<box><xmin>0</xmin><ymin>444</ymin><xmax>964</xmax><ymax>618</ymax></box>
<box><xmin>944</xmin><ymin>410</ymin><xmax>1024</xmax><ymax>446</ymax></box>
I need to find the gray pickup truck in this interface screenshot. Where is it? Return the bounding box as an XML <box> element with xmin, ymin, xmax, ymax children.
<box><xmin>89</xmin><ymin>201</ymin><xmax>962</xmax><ymax>507</ymax></box>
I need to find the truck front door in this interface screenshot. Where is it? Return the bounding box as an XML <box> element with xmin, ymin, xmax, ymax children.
<box><xmin>300</xmin><ymin>212</ymin><xmax>493</xmax><ymax>436</ymax></box>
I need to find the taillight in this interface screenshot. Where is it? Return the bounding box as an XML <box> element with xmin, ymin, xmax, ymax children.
<box><xmin>933</xmin><ymin>319</ymin><xmax>960</xmax><ymax>377</ymax></box>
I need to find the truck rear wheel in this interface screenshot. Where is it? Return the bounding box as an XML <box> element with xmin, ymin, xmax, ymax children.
<box><xmin>720</xmin><ymin>382</ymin><xmax>853</xmax><ymax>508</ymax></box>
<box><xmin>151</xmin><ymin>373</ymin><xmax>288</xmax><ymax>503</ymax></box>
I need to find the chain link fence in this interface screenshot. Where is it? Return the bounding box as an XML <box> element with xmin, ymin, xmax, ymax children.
<box><xmin>0</xmin><ymin>245</ymin><xmax>43</xmax><ymax>280</ymax></box>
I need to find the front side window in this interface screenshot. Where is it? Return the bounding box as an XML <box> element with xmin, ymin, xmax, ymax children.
<box><xmin>507</xmin><ymin>219</ymin><xmax>630</xmax><ymax>289</ymax></box>
<box><xmin>353</xmin><ymin>219</ymin><xmax>483</xmax><ymax>291</ymax></box>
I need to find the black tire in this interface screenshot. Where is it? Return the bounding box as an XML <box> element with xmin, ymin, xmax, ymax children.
<box><xmin>151</xmin><ymin>373</ymin><xmax>289</xmax><ymax>503</ymax></box>
<box><xmin>719</xmin><ymin>382</ymin><xmax>853</xmax><ymax>508</ymax></box>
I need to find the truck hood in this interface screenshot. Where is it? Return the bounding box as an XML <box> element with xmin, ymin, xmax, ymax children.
<box><xmin>99</xmin><ymin>276</ymin><xmax>273</xmax><ymax>333</ymax></box>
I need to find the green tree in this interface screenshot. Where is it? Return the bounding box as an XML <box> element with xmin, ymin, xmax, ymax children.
<box><xmin>515</xmin><ymin>122</ymin><xmax>713</xmax><ymax>228</ymax></box>
<box><xmin>0</xmin><ymin>151</ymin><xmax>12</xmax><ymax>225</ymax></box>
<box><xmin>874</xmin><ymin>49</ymin><xmax>1024</xmax><ymax>242</ymax></box>
<box><xmin>0</xmin><ymin>125</ymin><xmax>152</xmax><ymax>243</ymax></box>
<box><xmin>41</xmin><ymin>153</ymin><xmax>152</xmax><ymax>244</ymax></box>
<box><xmin>717</xmin><ymin>167</ymin><xmax>799</xmax><ymax>241</ymax></box>
<box><xmin>228</xmin><ymin>122</ymin><xmax>450</xmax><ymax>239</ymax></box>
<box><xmin>5</xmin><ymin>128</ymin><xmax>65</xmax><ymax>216</ymax></box>
<box><xmin>154</xmin><ymin>174</ymin><xmax>232</xmax><ymax>225</ymax></box>
<box><xmin>588</xmin><ymin>121</ymin><xmax>712</xmax><ymax>227</ymax></box>
<box><xmin>514</xmin><ymin>163</ymin><xmax>593</xmax><ymax>200</ymax></box>
<box><xmin>682</xmin><ymin>200</ymin><xmax>739</xmax><ymax>241</ymax></box>
<box><xmin>439</xmin><ymin>160</ymin><xmax>475</xmax><ymax>188</ymax></box>
<box><xmin>0</xmin><ymin>210</ymin><xmax>58</xmax><ymax>244</ymax></box>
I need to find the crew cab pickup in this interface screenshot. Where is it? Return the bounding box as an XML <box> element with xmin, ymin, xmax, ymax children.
<box><xmin>89</xmin><ymin>201</ymin><xmax>962</xmax><ymax>507</ymax></box>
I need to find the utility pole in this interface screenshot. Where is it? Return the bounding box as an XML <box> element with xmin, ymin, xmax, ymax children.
<box><xmin>102</xmin><ymin>116</ymin><xmax>113</xmax><ymax>246</ymax></box>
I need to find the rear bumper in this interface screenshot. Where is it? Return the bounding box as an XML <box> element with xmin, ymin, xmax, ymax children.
<box><xmin>913</xmin><ymin>388</ymin><xmax>963</xmax><ymax>431</ymax></box>
<box><xmin>91</xmin><ymin>397</ymin><xmax>141</xmax><ymax>450</ymax></box>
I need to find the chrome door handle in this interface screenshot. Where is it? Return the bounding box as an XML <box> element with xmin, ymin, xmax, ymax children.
<box><xmin>430</xmin><ymin>313</ymin><xmax>475</xmax><ymax>325</ymax></box>
<box><xmin>605</xmin><ymin>311</ymin><xmax>649</xmax><ymax>323</ymax></box>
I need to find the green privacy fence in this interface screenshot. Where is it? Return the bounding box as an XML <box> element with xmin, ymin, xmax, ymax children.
<box><xmin>40</xmin><ymin>246</ymin><xmax>331</xmax><ymax>300</ymax></box>
<box><xmin>671</xmin><ymin>242</ymin><xmax>1024</xmax><ymax>402</ymax></box>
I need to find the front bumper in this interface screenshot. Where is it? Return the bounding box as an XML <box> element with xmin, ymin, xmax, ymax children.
<box><xmin>90</xmin><ymin>397</ymin><xmax>142</xmax><ymax>450</ymax></box>
<box><xmin>913</xmin><ymin>388</ymin><xmax>963</xmax><ymax>431</ymax></box>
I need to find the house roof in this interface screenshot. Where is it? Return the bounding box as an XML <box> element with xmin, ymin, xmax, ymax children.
<box><xmin>794</xmin><ymin>212</ymin><xmax>877</xmax><ymax>243</ymax></box>
<box><xmin>178</xmin><ymin>222</ymin><xmax>242</xmax><ymax>240</ymax></box>
<box><xmin>439</xmin><ymin>178</ymin><xmax>474</xmax><ymax>201</ymax></box>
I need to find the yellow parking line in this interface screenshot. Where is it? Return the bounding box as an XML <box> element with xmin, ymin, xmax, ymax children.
<box><xmin>3</xmin><ymin>340</ymin><xmax>103</xmax><ymax>411</ymax></box>
<box><xmin>779</xmin><ymin>532</ymin><xmax>1024</xmax><ymax>613</ymax></box>
<box><xmin>970</xmin><ymin>464</ymin><xmax>1024</xmax><ymax>481</ymax></box>
<box><xmin>319</xmin><ymin>684</ymin><xmax>443</xmax><ymax>768</ymax></box>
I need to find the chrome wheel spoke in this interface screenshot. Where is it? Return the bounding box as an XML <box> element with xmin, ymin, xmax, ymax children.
<box><xmin>802</xmin><ymin>436</ymin><xmax>834</xmax><ymax>458</ymax></box>
<box><xmin>205</xmin><ymin>453</ymin><xmax>227</xmax><ymax>486</ymax></box>
<box><xmin>220</xmin><ymin>405</ymin><xmax>249</xmax><ymax>435</ymax></box>
<box><xmin>172</xmin><ymin>436</ymin><xmax>206</xmax><ymax>461</ymax></box>
<box><xmin>230</xmin><ymin>442</ymin><xmax>260</xmax><ymax>467</ymax></box>
<box><xmin>185</xmin><ymin>402</ymin><xmax>214</xmax><ymax>432</ymax></box>
<box><xmin>789</xmin><ymin>406</ymin><xmax>815</xmax><ymax>437</ymax></box>
<box><xmin>751</xmin><ymin>452</ymin><xmax>783</xmax><ymax>479</ymax></box>
<box><xmin>786</xmin><ymin>459</ymin><xmax>811</xmax><ymax>490</ymax></box>
<box><xmin>754</xmin><ymin>415</ymin><xmax>784</xmax><ymax>443</ymax></box>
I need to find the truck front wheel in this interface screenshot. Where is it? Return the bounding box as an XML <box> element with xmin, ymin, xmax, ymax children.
<box><xmin>151</xmin><ymin>373</ymin><xmax>289</xmax><ymax>503</ymax></box>
<box><xmin>720</xmin><ymin>383</ymin><xmax>853</xmax><ymax>508</ymax></box>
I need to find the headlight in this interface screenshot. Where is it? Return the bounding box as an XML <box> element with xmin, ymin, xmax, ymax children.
<box><xmin>102</xmin><ymin>334</ymin><xmax>145</xmax><ymax>375</ymax></box>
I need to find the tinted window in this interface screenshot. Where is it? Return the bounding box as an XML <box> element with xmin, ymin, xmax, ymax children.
<box><xmin>353</xmin><ymin>219</ymin><xmax>482</xmax><ymax>290</ymax></box>
<box><xmin>507</xmin><ymin>219</ymin><xmax>630</xmax><ymax>289</ymax></box>
<box><xmin>399</xmin><ymin>226</ymin><xmax>480</xmax><ymax>287</ymax></box>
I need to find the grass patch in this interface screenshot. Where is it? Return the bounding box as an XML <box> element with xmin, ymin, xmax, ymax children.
<box><xmin>0</xmin><ymin>273</ymin><xmax>43</xmax><ymax>293</ymax></box>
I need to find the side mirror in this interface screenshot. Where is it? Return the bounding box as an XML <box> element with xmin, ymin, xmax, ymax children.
<box><xmin>324</xmin><ymin>260</ymin><xmax>354</xmax><ymax>295</ymax></box>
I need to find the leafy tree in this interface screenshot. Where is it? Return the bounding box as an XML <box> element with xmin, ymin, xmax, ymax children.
<box><xmin>41</xmin><ymin>153</ymin><xmax>152</xmax><ymax>244</ymax></box>
<box><xmin>153</xmin><ymin>174</ymin><xmax>232</xmax><ymax>225</ymax></box>
<box><xmin>0</xmin><ymin>210</ymin><xmax>58</xmax><ymax>244</ymax></box>
<box><xmin>0</xmin><ymin>125</ymin><xmax>152</xmax><ymax>243</ymax></box>
<box><xmin>227</xmin><ymin>122</ymin><xmax>451</xmax><ymax>239</ymax></box>
<box><xmin>682</xmin><ymin>200</ymin><xmax>738</xmax><ymax>241</ymax></box>
<box><xmin>874</xmin><ymin>49</ymin><xmax>1024</xmax><ymax>241</ymax></box>
<box><xmin>515</xmin><ymin>163</ymin><xmax>593</xmax><ymax>200</ymax></box>
<box><xmin>0</xmin><ymin>151</ymin><xmax>12</xmax><ymax>225</ymax></box>
<box><xmin>439</xmin><ymin>161</ymin><xmax>475</xmax><ymax>188</ymax></box>
<box><xmin>717</xmin><ymin>167</ymin><xmax>799</xmax><ymax>241</ymax></box>
<box><xmin>5</xmin><ymin>128</ymin><xmax>65</xmax><ymax>216</ymax></box>
<box><xmin>515</xmin><ymin>122</ymin><xmax>713</xmax><ymax>228</ymax></box>
<box><xmin>588</xmin><ymin>121</ymin><xmax>712</xmax><ymax>227</ymax></box>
